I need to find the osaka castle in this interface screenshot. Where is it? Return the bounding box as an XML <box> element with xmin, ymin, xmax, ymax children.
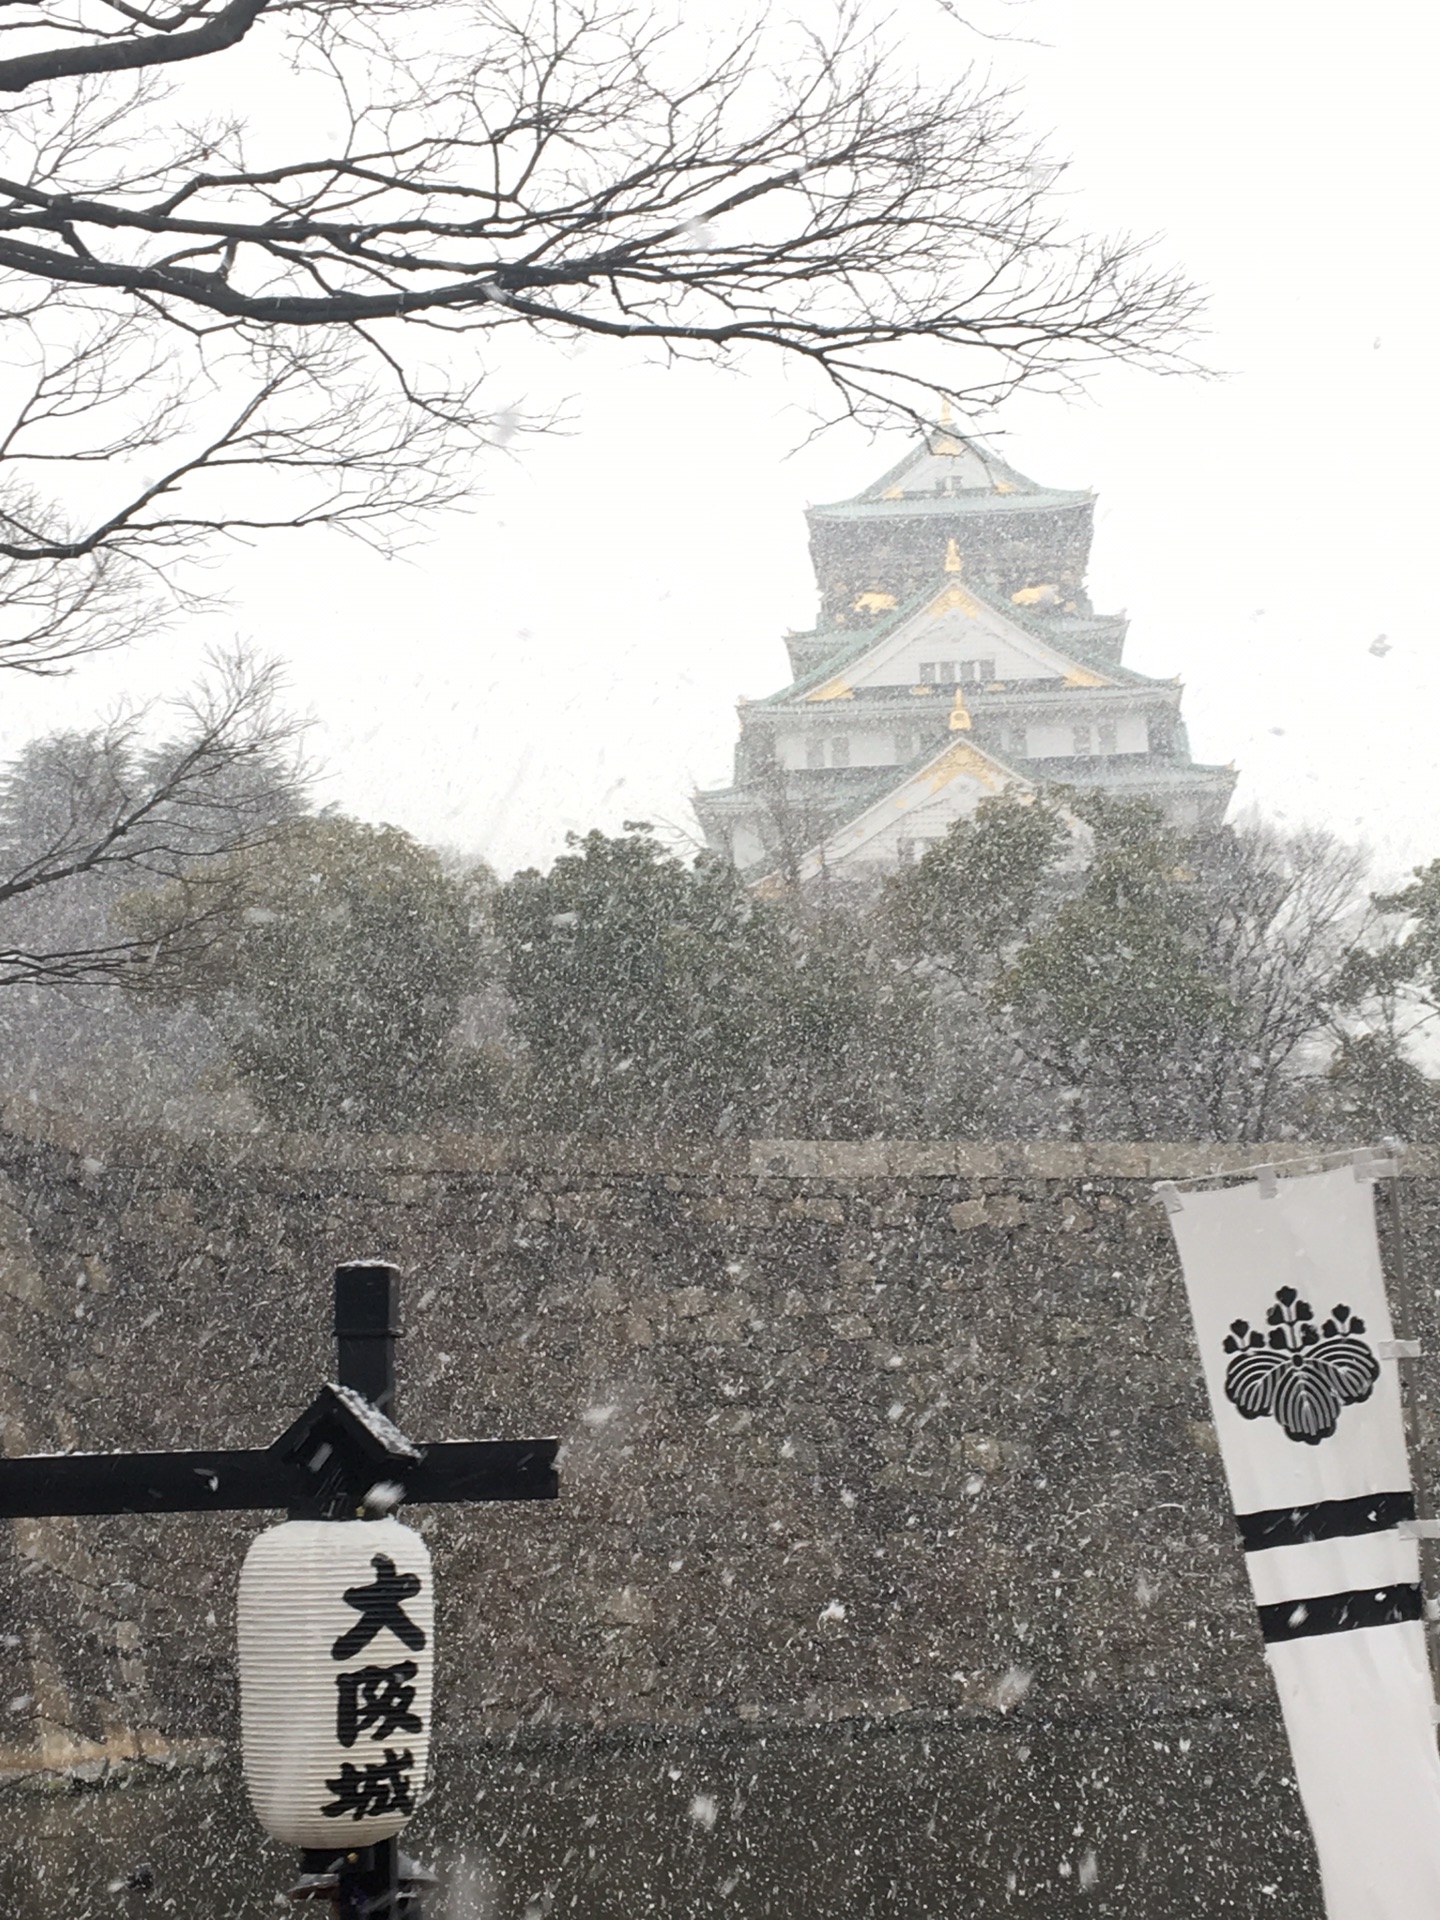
<box><xmin>693</xmin><ymin>424</ymin><xmax>1235</xmax><ymax>882</ymax></box>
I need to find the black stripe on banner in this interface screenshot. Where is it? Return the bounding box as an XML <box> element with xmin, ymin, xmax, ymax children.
<box><xmin>1236</xmin><ymin>1490</ymin><xmax>1415</xmax><ymax>1552</ymax></box>
<box><xmin>1257</xmin><ymin>1583</ymin><xmax>1424</xmax><ymax>1644</ymax></box>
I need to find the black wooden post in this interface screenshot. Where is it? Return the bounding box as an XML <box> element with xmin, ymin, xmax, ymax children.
<box><xmin>335</xmin><ymin>1263</ymin><xmax>399</xmax><ymax>1419</ymax></box>
<box><xmin>331</xmin><ymin>1263</ymin><xmax>401</xmax><ymax>1920</ymax></box>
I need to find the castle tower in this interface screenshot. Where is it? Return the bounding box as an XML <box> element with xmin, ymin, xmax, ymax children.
<box><xmin>693</xmin><ymin>427</ymin><xmax>1235</xmax><ymax>881</ymax></box>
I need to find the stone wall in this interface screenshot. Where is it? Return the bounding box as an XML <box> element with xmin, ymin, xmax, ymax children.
<box><xmin>3</xmin><ymin>1118</ymin><xmax>1438</xmax><ymax>1777</ymax></box>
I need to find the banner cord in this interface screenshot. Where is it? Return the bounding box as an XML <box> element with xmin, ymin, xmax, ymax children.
<box><xmin>1381</xmin><ymin>1170</ymin><xmax>1440</xmax><ymax>1644</ymax></box>
<box><xmin>1153</xmin><ymin>1145</ymin><xmax>1396</xmax><ymax>1212</ymax></box>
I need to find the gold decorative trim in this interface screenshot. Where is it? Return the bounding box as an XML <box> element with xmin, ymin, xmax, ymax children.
<box><xmin>930</xmin><ymin>586</ymin><xmax>979</xmax><ymax>617</ymax></box>
<box><xmin>924</xmin><ymin>741</ymin><xmax>1004</xmax><ymax>794</ymax></box>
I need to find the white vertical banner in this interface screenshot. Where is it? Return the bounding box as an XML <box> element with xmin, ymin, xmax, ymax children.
<box><xmin>1165</xmin><ymin>1162</ymin><xmax>1440</xmax><ymax>1920</ymax></box>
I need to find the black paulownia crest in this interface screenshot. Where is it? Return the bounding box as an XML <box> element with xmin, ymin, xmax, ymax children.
<box><xmin>1222</xmin><ymin>1287</ymin><xmax>1380</xmax><ymax>1445</ymax></box>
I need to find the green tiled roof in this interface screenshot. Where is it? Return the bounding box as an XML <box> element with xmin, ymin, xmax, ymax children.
<box><xmin>808</xmin><ymin>488</ymin><xmax>1090</xmax><ymax>521</ymax></box>
<box><xmin>752</xmin><ymin>575</ymin><xmax>1160</xmax><ymax>707</ymax></box>
<box><xmin>808</xmin><ymin>429</ymin><xmax>1089</xmax><ymax>521</ymax></box>
<box><xmin>754</xmin><ymin>590</ymin><xmax>930</xmax><ymax>705</ymax></box>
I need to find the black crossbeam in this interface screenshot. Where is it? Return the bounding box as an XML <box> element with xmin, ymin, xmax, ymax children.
<box><xmin>0</xmin><ymin>1447</ymin><xmax>286</xmax><ymax>1519</ymax></box>
<box><xmin>0</xmin><ymin>1262</ymin><xmax>559</xmax><ymax>1520</ymax></box>
<box><xmin>0</xmin><ymin>1436</ymin><xmax>558</xmax><ymax>1519</ymax></box>
<box><xmin>407</xmin><ymin>1439</ymin><xmax>557</xmax><ymax>1505</ymax></box>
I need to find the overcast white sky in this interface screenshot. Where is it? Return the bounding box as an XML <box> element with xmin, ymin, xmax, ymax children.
<box><xmin>4</xmin><ymin>0</ymin><xmax>1437</xmax><ymax>880</ymax></box>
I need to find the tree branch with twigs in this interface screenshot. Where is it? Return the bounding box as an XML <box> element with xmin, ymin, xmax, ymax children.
<box><xmin>0</xmin><ymin>0</ymin><xmax>1201</xmax><ymax>671</ymax></box>
<box><xmin>0</xmin><ymin>646</ymin><xmax>308</xmax><ymax>986</ymax></box>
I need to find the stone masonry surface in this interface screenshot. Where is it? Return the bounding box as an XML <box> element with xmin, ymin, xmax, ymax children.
<box><xmin>3</xmin><ymin>1115</ymin><xmax>1438</xmax><ymax>1775</ymax></box>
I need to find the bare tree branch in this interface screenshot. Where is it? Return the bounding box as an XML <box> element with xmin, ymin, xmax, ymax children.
<box><xmin>0</xmin><ymin>0</ymin><xmax>1201</xmax><ymax>672</ymax></box>
<box><xmin>0</xmin><ymin>645</ymin><xmax>308</xmax><ymax>984</ymax></box>
<box><xmin>0</xmin><ymin>0</ymin><xmax>267</xmax><ymax>92</ymax></box>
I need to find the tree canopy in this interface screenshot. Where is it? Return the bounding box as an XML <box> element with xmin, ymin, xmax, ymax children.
<box><xmin>7</xmin><ymin>754</ymin><xmax>1437</xmax><ymax>1143</ymax></box>
<box><xmin>136</xmin><ymin>813</ymin><xmax>488</xmax><ymax>1128</ymax></box>
<box><xmin>885</xmin><ymin>794</ymin><xmax>1382</xmax><ymax>1141</ymax></box>
<box><xmin>495</xmin><ymin>826</ymin><xmax>923</xmax><ymax>1136</ymax></box>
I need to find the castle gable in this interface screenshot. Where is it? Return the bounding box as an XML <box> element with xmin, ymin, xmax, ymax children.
<box><xmin>799</xmin><ymin>581</ymin><xmax>1113</xmax><ymax>703</ymax></box>
<box><xmin>759</xmin><ymin>736</ymin><xmax>1029</xmax><ymax>885</ymax></box>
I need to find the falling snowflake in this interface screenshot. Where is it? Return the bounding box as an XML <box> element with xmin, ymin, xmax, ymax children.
<box><xmin>991</xmin><ymin>1665</ymin><xmax>1032</xmax><ymax>1712</ymax></box>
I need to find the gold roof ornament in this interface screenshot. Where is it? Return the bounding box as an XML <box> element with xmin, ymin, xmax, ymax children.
<box><xmin>944</xmin><ymin>538</ymin><xmax>963</xmax><ymax>573</ymax></box>
<box><xmin>948</xmin><ymin>688</ymin><xmax>973</xmax><ymax>731</ymax></box>
<box><xmin>933</xmin><ymin>585</ymin><xmax>979</xmax><ymax>616</ymax></box>
<box><xmin>853</xmin><ymin>590</ymin><xmax>898</xmax><ymax>614</ymax></box>
<box><xmin>925</xmin><ymin>740</ymin><xmax>1002</xmax><ymax>794</ymax></box>
<box><xmin>881</xmin><ymin>485</ymin><xmax>904</xmax><ymax>500</ymax></box>
<box><xmin>940</xmin><ymin>397</ymin><xmax>953</xmax><ymax>426</ymax></box>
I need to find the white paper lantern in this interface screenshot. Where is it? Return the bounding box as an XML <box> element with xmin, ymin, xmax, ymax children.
<box><xmin>238</xmin><ymin>1517</ymin><xmax>434</xmax><ymax>1847</ymax></box>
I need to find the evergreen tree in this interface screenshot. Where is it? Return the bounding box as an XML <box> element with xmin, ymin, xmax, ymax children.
<box><xmin>140</xmin><ymin>816</ymin><xmax>489</xmax><ymax>1130</ymax></box>
<box><xmin>887</xmin><ymin>795</ymin><xmax>1381</xmax><ymax>1140</ymax></box>
<box><xmin>496</xmin><ymin>828</ymin><xmax>922</xmax><ymax>1136</ymax></box>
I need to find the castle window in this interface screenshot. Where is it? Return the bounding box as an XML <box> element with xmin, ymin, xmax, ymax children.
<box><xmin>1072</xmin><ymin>724</ymin><xmax>1093</xmax><ymax>756</ymax></box>
<box><xmin>919</xmin><ymin>661</ymin><xmax>958</xmax><ymax>686</ymax></box>
<box><xmin>829</xmin><ymin>736</ymin><xmax>851</xmax><ymax>768</ymax></box>
<box><xmin>960</xmin><ymin>658</ymin><xmax>996</xmax><ymax>684</ymax></box>
<box><xmin>1006</xmin><ymin>725</ymin><xmax>1027</xmax><ymax>758</ymax></box>
<box><xmin>1097</xmin><ymin>722</ymin><xmax>1118</xmax><ymax>755</ymax></box>
<box><xmin>806</xmin><ymin>739</ymin><xmax>825</xmax><ymax>770</ymax></box>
